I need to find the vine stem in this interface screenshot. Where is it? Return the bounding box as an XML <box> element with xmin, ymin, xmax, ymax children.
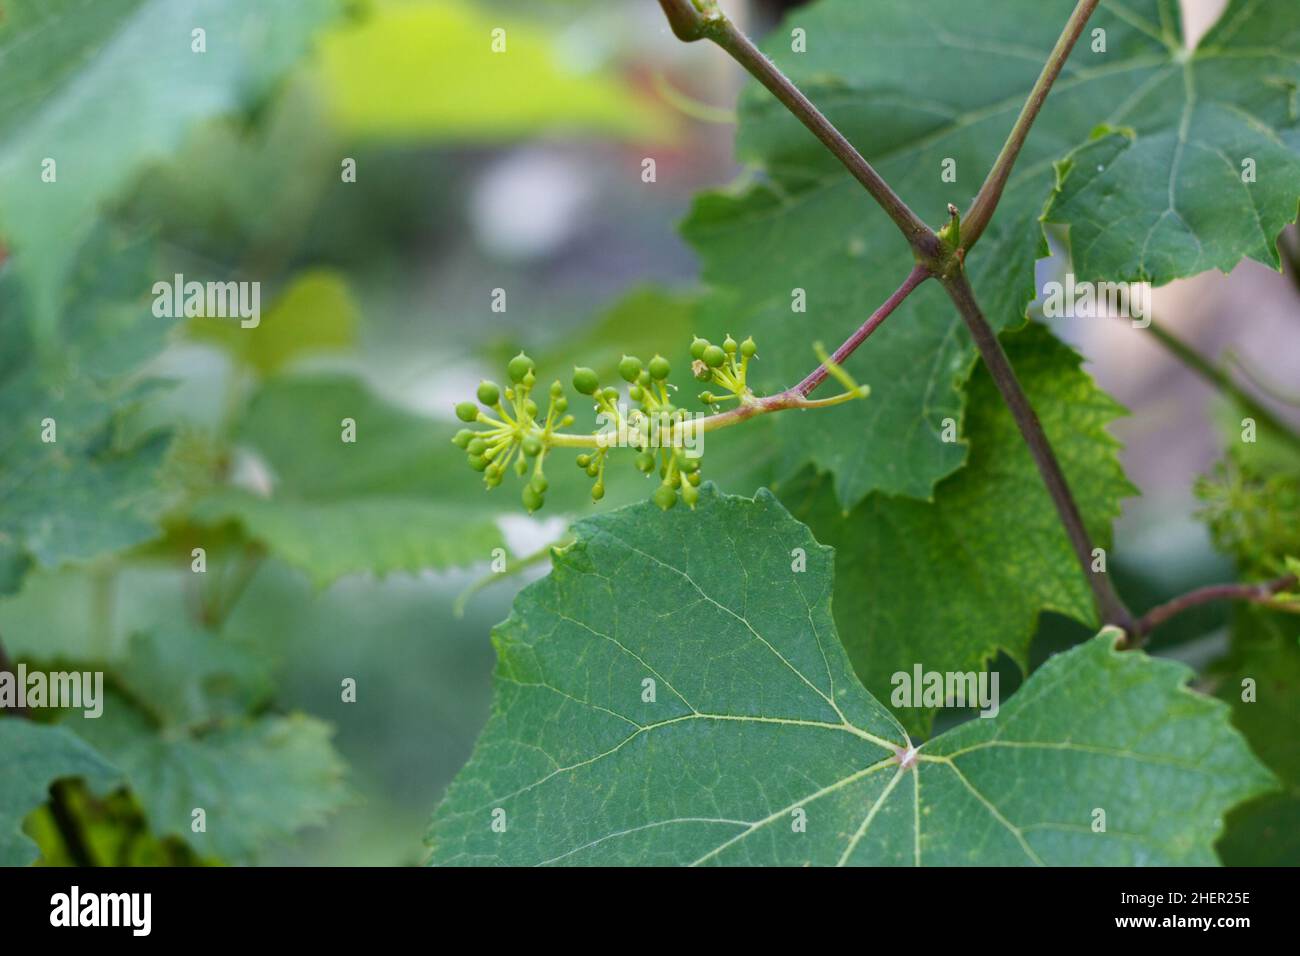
<box><xmin>943</xmin><ymin>273</ymin><xmax>1136</xmax><ymax>632</ymax></box>
<box><xmin>657</xmin><ymin>0</ymin><xmax>940</xmax><ymax>258</ymax></box>
<box><xmin>1137</xmin><ymin>316</ymin><xmax>1300</xmax><ymax>451</ymax></box>
<box><xmin>961</xmin><ymin>0</ymin><xmax>1101</xmax><ymax>252</ymax></box>
<box><xmin>1128</xmin><ymin>573</ymin><xmax>1297</xmax><ymax>646</ymax></box>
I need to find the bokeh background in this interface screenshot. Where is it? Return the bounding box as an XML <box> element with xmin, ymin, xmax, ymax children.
<box><xmin>3</xmin><ymin>0</ymin><xmax>1295</xmax><ymax>865</ymax></box>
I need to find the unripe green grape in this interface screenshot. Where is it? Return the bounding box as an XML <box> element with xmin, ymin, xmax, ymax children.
<box><xmin>702</xmin><ymin>345</ymin><xmax>726</xmax><ymax>368</ymax></box>
<box><xmin>576</xmin><ymin>454</ymin><xmax>591</xmax><ymax>468</ymax></box>
<box><xmin>740</xmin><ymin>336</ymin><xmax>757</xmax><ymax>358</ymax></box>
<box><xmin>521</xmin><ymin>434</ymin><xmax>542</xmax><ymax>457</ymax></box>
<box><xmin>648</xmin><ymin>355</ymin><xmax>670</xmax><ymax>380</ymax></box>
<box><xmin>573</xmin><ymin>367</ymin><xmax>599</xmax><ymax>395</ymax></box>
<box><xmin>690</xmin><ymin>337</ymin><xmax>709</xmax><ymax>360</ymax></box>
<box><xmin>522</xmin><ymin>485</ymin><xmax>544</xmax><ymax>512</ymax></box>
<box><xmin>452</xmin><ymin>429</ymin><xmax>474</xmax><ymax>448</ymax></box>
<box><xmin>635</xmin><ymin>451</ymin><xmax>655</xmax><ymax>474</ymax></box>
<box><xmin>590</xmin><ymin>482</ymin><xmax>605</xmax><ymax>501</ymax></box>
<box><xmin>477</xmin><ymin>380</ymin><xmax>500</xmax><ymax>406</ymax></box>
<box><xmin>652</xmin><ymin>484</ymin><xmax>677</xmax><ymax>511</ymax></box>
<box><xmin>681</xmin><ymin>481</ymin><xmax>700</xmax><ymax>508</ymax></box>
<box><xmin>508</xmin><ymin>352</ymin><xmax>534</xmax><ymax>383</ymax></box>
<box><xmin>723</xmin><ymin>334</ymin><xmax>737</xmax><ymax>353</ymax></box>
<box><xmin>618</xmin><ymin>355</ymin><xmax>642</xmax><ymax>383</ymax></box>
<box><xmin>586</xmin><ymin>463</ymin><xmax>600</xmax><ymax>478</ymax></box>
<box><xmin>468</xmin><ymin>454</ymin><xmax>488</xmax><ymax>472</ymax></box>
<box><xmin>455</xmin><ymin>401</ymin><xmax>479</xmax><ymax>422</ymax></box>
<box><xmin>467</xmin><ymin>437</ymin><xmax>487</xmax><ymax>456</ymax></box>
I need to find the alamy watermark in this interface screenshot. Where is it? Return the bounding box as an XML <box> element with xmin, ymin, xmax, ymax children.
<box><xmin>891</xmin><ymin>664</ymin><xmax>1000</xmax><ymax>718</ymax></box>
<box><xmin>1041</xmin><ymin>273</ymin><xmax>1151</xmax><ymax>328</ymax></box>
<box><xmin>152</xmin><ymin>273</ymin><xmax>261</xmax><ymax>328</ymax></box>
<box><xmin>0</xmin><ymin>664</ymin><xmax>103</xmax><ymax>718</ymax></box>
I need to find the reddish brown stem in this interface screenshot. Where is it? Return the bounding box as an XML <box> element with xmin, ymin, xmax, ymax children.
<box><xmin>1129</xmin><ymin>574</ymin><xmax>1297</xmax><ymax>646</ymax></box>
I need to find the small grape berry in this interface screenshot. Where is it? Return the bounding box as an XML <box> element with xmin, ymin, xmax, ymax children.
<box><xmin>477</xmin><ymin>380</ymin><xmax>500</xmax><ymax>406</ymax></box>
<box><xmin>455</xmin><ymin>401</ymin><xmax>479</xmax><ymax>422</ymax></box>
<box><xmin>618</xmin><ymin>355</ymin><xmax>642</xmax><ymax>382</ymax></box>
<box><xmin>508</xmin><ymin>352</ymin><xmax>534</xmax><ymax>383</ymax></box>
<box><xmin>573</xmin><ymin>367</ymin><xmax>599</xmax><ymax>395</ymax></box>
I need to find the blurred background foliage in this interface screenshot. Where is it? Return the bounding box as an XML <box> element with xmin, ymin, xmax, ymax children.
<box><xmin>0</xmin><ymin>0</ymin><xmax>1295</xmax><ymax>865</ymax></box>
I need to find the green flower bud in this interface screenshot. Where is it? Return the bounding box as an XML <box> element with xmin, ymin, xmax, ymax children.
<box><xmin>466</xmin><ymin>437</ymin><xmax>487</xmax><ymax>456</ymax></box>
<box><xmin>679</xmin><ymin>456</ymin><xmax>700</xmax><ymax>473</ymax></box>
<box><xmin>572</xmin><ymin>367</ymin><xmax>599</xmax><ymax>395</ymax></box>
<box><xmin>601</xmin><ymin>386</ymin><xmax>620</xmax><ymax>404</ymax></box>
<box><xmin>698</xmin><ymin>391</ymin><xmax>716</xmax><ymax>404</ymax></box>
<box><xmin>686</xmin><ymin>470</ymin><xmax>701</xmax><ymax>486</ymax></box>
<box><xmin>723</xmin><ymin>334</ymin><xmax>738</xmax><ymax>353</ymax></box>
<box><xmin>637</xmin><ymin>370</ymin><xmax>651</xmax><ymax>386</ymax></box>
<box><xmin>523</xmin><ymin>399</ymin><xmax>538</xmax><ymax>418</ymax></box>
<box><xmin>514</xmin><ymin>457</ymin><xmax>528</xmax><ymax>477</ymax></box>
<box><xmin>690</xmin><ymin>337</ymin><xmax>709</xmax><ymax>360</ymax></box>
<box><xmin>618</xmin><ymin>355</ymin><xmax>642</xmax><ymax>383</ymax></box>
<box><xmin>635</xmin><ymin>451</ymin><xmax>655</xmax><ymax>474</ymax></box>
<box><xmin>522</xmin><ymin>485</ymin><xmax>544</xmax><ymax>512</ymax></box>
<box><xmin>521</xmin><ymin>434</ymin><xmax>542</xmax><ymax>457</ymax></box>
<box><xmin>703</xmin><ymin>345</ymin><xmax>726</xmax><ymax>368</ymax></box>
<box><xmin>508</xmin><ymin>352</ymin><xmax>534</xmax><ymax>383</ymax></box>
<box><xmin>652</xmin><ymin>484</ymin><xmax>677</xmax><ymax>511</ymax></box>
<box><xmin>529</xmin><ymin>474</ymin><xmax>549</xmax><ymax>494</ymax></box>
<box><xmin>550</xmin><ymin>380</ymin><xmax>564</xmax><ymax>398</ymax></box>
<box><xmin>554</xmin><ymin>396</ymin><xmax>568</xmax><ymax>413</ymax></box>
<box><xmin>681</xmin><ymin>481</ymin><xmax>700</xmax><ymax>508</ymax></box>
<box><xmin>740</xmin><ymin>336</ymin><xmax>757</xmax><ymax>358</ymax></box>
<box><xmin>576</xmin><ymin>454</ymin><xmax>591</xmax><ymax>468</ymax></box>
<box><xmin>455</xmin><ymin>401</ymin><xmax>479</xmax><ymax>422</ymax></box>
<box><xmin>452</xmin><ymin>429</ymin><xmax>474</xmax><ymax>448</ymax></box>
<box><xmin>648</xmin><ymin>355</ymin><xmax>670</xmax><ymax>380</ymax></box>
<box><xmin>468</xmin><ymin>454</ymin><xmax>488</xmax><ymax>472</ymax></box>
<box><xmin>590</xmin><ymin>482</ymin><xmax>605</xmax><ymax>501</ymax></box>
<box><xmin>477</xmin><ymin>381</ymin><xmax>500</xmax><ymax>406</ymax></box>
<box><xmin>629</xmin><ymin>384</ymin><xmax>644</xmax><ymax>401</ymax></box>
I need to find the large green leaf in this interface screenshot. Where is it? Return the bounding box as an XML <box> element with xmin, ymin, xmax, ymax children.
<box><xmin>71</xmin><ymin>700</ymin><xmax>347</xmax><ymax>862</ymax></box>
<box><xmin>426</xmin><ymin>490</ymin><xmax>1271</xmax><ymax>865</ymax></box>
<box><xmin>0</xmin><ymin>0</ymin><xmax>343</xmax><ymax>332</ymax></box>
<box><xmin>0</xmin><ymin>227</ymin><xmax>174</xmax><ymax>596</ymax></box>
<box><xmin>189</xmin><ymin>375</ymin><xmax>504</xmax><ymax>585</ymax></box>
<box><xmin>0</xmin><ymin>720</ymin><xmax>119</xmax><ymax>866</ymax></box>
<box><xmin>683</xmin><ymin>0</ymin><xmax>1300</xmax><ymax>507</ymax></box>
<box><xmin>1043</xmin><ymin>0</ymin><xmax>1300</xmax><ymax>282</ymax></box>
<box><xmin>781</xmin><ymin>323</ymin><xmax>1135</xmax><ymax>735</ymax></box>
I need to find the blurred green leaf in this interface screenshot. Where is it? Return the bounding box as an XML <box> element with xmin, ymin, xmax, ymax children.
<box><xmin>0</xmin><ymin>0</ymin><xmax>344</xmax><ymax>331</ymax></box>
<box><xmin>189</xmin><ymin>270</ymin><xmax>358</xmax><ymax>376</ymax></box>
<box><xmin>0</xmin><ymin>720</ymin><xmax>119</xmax><ymax>866</ymax></box>
<box><xmin>71</xmin><ymin>700</ymin><xmax>347</xmax><ymax>862</ymax></box>
<box><xmin>189</xmin><ymin>374</ymin><xmax>504</xmax><ymax>584</ymax></box>
<box><xmin>316</xmin><ymin>0</ymin><xmax>670</xmax><ymax>142</ymax></box>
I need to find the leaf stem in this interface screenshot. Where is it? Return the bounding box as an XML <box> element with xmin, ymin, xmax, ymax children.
<box><xmin>658</xmin><ymin>0</ymin><xmax>940</xmax><ymax>258</ymax></box>
<box><xmin>1139</xmin><ymin>317</ymin><xmax>1300</xmax><ymax>451</ymax></box>
<box><xmin>794</xmin><ymin>265</ymin><xmax>930</xmax><ymax>396</ymax></box>
<box><xmin>1128</xmin><ymin>573</ymin><xmax>1297</xmax><ymax>646</ymax></box>
<box><xmin>942</xmin><ymin>273</ymin><xmax>1136</xmax><ymax>632</ymax></box>
<box><xmin>961</xmin><ymin>0</ymin><xmax>1101</xmax><ymax>252</ymax></box>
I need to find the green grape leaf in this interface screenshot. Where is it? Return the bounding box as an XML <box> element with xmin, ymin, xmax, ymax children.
<box><xmin>189</xmin><ymin>375</ymin><xmax>504</xmax><ymax>585</ymax></box>
<box><xmin>0</xmin><ymin>227</ymin><xmax>174</xmax><ymax>596</ymax></box>
<box><xmin>1043</xmin><ymin>0</ymin><xmax>1300</xmax><ymax>283</ymax></box>
<box><xmin>189</xmin><ymin>269</ymin><xmax>357</xmax><ymax>376</ymax></box>
<box><xmin>70</xmin><ymin>701</ymin><xmax>347</xmax><ymax>862</ymax></box>
<box><xmin>314</xmin><ymin>0</ymin><xmax>669</xmax><ymax>143</ymax></box>
<box><xmin>0</xmin><ymin>0</ymin><xmax>344</xmax><ymax>331</ymax></box>
<box><xmin>426</xmin><ymin>489</ymin><xmax>1271</xmax><ymax>865</ymax></box>
<box><xmin>0</xmin><ymin>720</ymin><xmax>119</xmax><ymax>866</ymax></box>
<box><xmin>113</xmin><ymin>626</ymin><xmax>274</xmax><ymax>729</ymax></box>
<box><xmin>781</xmin><ymin>323</ymin><xmax>1135</xmax><ymax>735</ymax></box>
<box><xmin>1213</xmin><ymin>607</ymin><xmax>1300</xmax><ymax>866</ymax></box>
<box><xmin>683</xmin><ymin>0</ymin><xmax>1299</xmax><ymax>507</ymax></box>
